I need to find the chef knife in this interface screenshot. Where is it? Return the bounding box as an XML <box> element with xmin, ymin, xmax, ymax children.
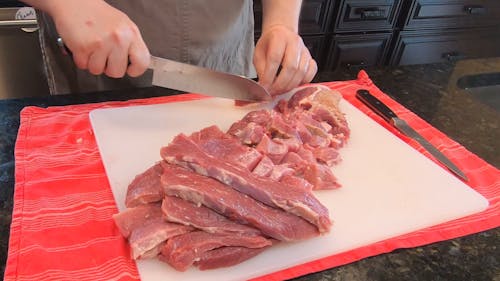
<box><xmin>148</xmin><ymin>55</ymin><xmax>271</xmax><ymax>102</ymax></box>
<box><xmin>56</xmin><ymin>38</ymin><xmax>271</xmax><ymax>102</ymax></box>
<box><xmin>356</xmin><ymin>89</ymin><xmax>468</xmax><ymax>181</ymax></box>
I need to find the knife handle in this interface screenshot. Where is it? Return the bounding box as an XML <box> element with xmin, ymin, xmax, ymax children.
<box><xmin>57</xmin><ymin>37</ymin><xmax>72</xmax><ymax>56</ymax></box>
<box><xmin>57</xmin><ymin>37</ymin><xmax>131</xmax><ymax>65</ymax></box>
<box><xmin>356</xmin><ymin>89</ymin><xmax>397</xmax><ymax>123</ymax></box>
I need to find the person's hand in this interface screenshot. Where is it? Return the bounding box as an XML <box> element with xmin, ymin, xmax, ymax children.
<box><xmin>254</xmin><ymin>25</ymin><xmax>317</xmax><ymax>96</ymax></box>
<box><xmin>48</xmin><ymin>0</ymin><xmax>150</xmax><ymax>78</ymax></box>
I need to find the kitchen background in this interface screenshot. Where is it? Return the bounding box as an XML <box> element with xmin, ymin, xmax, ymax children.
<box><xmin>1</xmin><ymin>1</ymin><xmax>499</xmax><ymax>280</ymax></box>
<box><xmin>1</xmin><ymin>0</ymin><xmax>499</xmax><ymax>100</ymax></box>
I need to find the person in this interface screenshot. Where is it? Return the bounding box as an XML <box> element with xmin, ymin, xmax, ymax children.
<box><xmin>21</xmin><ymin>0</ymin><xmax>317</xmax><ymax>97</ymax></box>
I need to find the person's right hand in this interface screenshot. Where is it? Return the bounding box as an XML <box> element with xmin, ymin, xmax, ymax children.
<box><xmin>47</xmin><ymin>0</ymin><xmax>150</xmax><ymax>78</ymax></box>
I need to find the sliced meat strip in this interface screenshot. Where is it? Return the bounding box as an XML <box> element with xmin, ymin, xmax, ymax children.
<box><xmin>161</xmin><ymin>134</ymin><xmax>332</xmax><ymax>233</ymax></box>
<box><xmin>112</xmin><ymin>203</ymin><xmax>193</xmax><ymax>259</ymax></box>
<box><xmin>112</xmin><ymin>203</ymin><xmax>162</xmax><ymax>238</ymax></box>
<box><xmin>160</xmin><ymin>162</ymin><xmax>319</xmax><ymax>241</ymax></box>
<box><xmin>280</xmin><ymin>174</ymin><xmax>313</xmax><ymax>191</ymax></box>
<box><xmin>159</xmin><ymin>231</ymin><xmax>272</xmax><ymax>272</ymax></box>
<box><xmin>139</xmin><ymin>243</ymin><xmax>166</xmax><ymax>259</ymax></box>
<box><xmin>161</xmin><ymin>195</ymin><xmax>263</xmax><ymax>237</ymax></box>
<box><xmin>128</xmin><ymin>219</ymin><xmax>193</xmax><ymax>260</ymax></box>
<box><xmin>125</xmin><ymin>162</ymin><xmax>164</xmax><ymax>207</ymax></box>
<box><xmin>194</xmin><ymin>246</ymin><xmax>270</xmax><ymax>270</ymax></box>
<box><xmin>192</xmin><ymin>125</ymin><xmax>262</xmax><ymax>171</ymax></box>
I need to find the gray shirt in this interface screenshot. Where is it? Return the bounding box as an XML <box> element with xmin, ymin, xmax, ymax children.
<box><xmin>38</xmin><ymin>0</ymin><xmax>256</xmax><ymax>95</ymax></box>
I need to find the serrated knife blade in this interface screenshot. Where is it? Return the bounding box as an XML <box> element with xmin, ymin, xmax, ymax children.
<box><xmin>356</xmin><ymin>89</ymin><xmax>468</xmax><ymax>181</ymax></box>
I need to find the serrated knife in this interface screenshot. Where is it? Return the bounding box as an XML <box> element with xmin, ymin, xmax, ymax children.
<box><xmin>356</xmin><ymin>89</ymin><xmax>468</xmax><ymax>181</ymax></box>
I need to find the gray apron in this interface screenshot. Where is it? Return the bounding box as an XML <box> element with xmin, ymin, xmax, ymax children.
<box><xmin>38</xmin><ymin>0</ymin><xmax>256</xmax><ymax>95</ymax></box>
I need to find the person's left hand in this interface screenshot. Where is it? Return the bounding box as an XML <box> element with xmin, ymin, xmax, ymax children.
<box><xmin>253</xmin><ymin>25</ymin><xmax>317</xmax><ymax>97</ymax></box>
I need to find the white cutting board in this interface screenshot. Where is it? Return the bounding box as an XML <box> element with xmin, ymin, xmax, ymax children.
<box><xmin>89</xmin><ymin>93</ymin><xmax>488</xmax><ymax>281</ymax></box>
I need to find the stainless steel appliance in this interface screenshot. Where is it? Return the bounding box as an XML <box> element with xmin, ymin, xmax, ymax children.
<box><xmin>0</xmin><ymin>6</ymin><xmax>50</xmax><ymax>99</ymax></box>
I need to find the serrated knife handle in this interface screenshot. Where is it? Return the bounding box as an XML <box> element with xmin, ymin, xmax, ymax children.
<box><xmin>356</xmin><ymin>89</ymin><xmax>397</xmax><ymax>123</ymax></box>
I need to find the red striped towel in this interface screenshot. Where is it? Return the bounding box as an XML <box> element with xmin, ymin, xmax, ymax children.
<box><xmin>5</xmin><ymin>71</ymin><xmax>499</xmax><ymax>281</ymax></box>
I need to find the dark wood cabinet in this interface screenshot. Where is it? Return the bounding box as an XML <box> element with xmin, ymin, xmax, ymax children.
<box><xmin>391</xmin><ymin>0</ymin><xmax>500</xmax><ymax>66</ymax></box>
<box><xmin>299</xmin><ymin>0</ymin><xmax>335</xmax><ymax>34</ymax></box>
<box><xmin>334</xmin><ymin>0</ymin><xmax>403</xmax><ymax>32</ymax></box>
<box><xmin>390</xmin><ymin>27</ymin><xmax>500</xmax><ymax>65</ymax></box>
<box><xmin>326</xmin><ymin>33</ymin><xmax>392</xmax><ymax>70</ymax></box>
<box><xmin>403</xmin><ymin>0</ymin><xmax>500</xmax><ymax>30</ymax></box>
<box><xmin>253</xmin><ymin>0</ymin><xmax>333</xmax><ymax>36</ymax></box>
<box><xmin>323</xmin><ymin>0</ymin><xmax>399</xmax><ymax>71</ymax></box>
<box><xmin>253</xmin><ymin>0</ymin><xmax>500</xmax><ymax>71</ymax></box>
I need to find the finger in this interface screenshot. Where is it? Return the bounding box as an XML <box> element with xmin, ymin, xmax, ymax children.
<box><xmin>72</xmin><ymin>51</ymin><xmax>90</xmax><ymax>70</ymax></box>
<box><xmin>253</xmin><ymin>40</ymin><xmax>267</xmax><ymax>84</ymax></box>
<box><xmin>258</xmin><ymin>38</ymin><xmax>286</xmax><ymax>91</ymax></box>
<box><xmin>105</xmin><ymin>41</ymin><xmax>129</xmax><ymax>78</ymax></box>
<box><xmin>302</xmin><ymin>58</ymin><xmax>318</xmax><ymax>84</ymax></box>
<box><xmin>70</xmin><ymin>38</ymin><xmax>103</xmax><ymax>71</ymax></box>
<box><xmin>270</xmin><ymin>39</ymin><xmax>301</xmax><ymax>95</ymax></box>
<box><xmin>283</xmin><ymin>47</ymin><xmax>311</xmax><ymax>93</ymax></box>
<box><xmin>127</xmin><ymin>35</ymin><xmax>150</xmax><ymax>77</ymax></box>
<box><xmin>87</xmin><ymin>48</ymin><xmax>110</xmax><ymax>75</ymax></box>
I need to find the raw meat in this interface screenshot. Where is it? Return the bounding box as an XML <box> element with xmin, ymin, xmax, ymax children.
<box><xmin>112</xmin><ymin>203</ymin><xmax>193</xmax><ymax>259</ymax></box>
<box><xmin>161</xmin><ymin>133</ymin><xmax>332</xmax><ymax>233</ymax></box>
<box><xmin>287</xmin><ymin>86</ymin><xmax>350</xmax><ymax>147</ymax></box>
<box><xmin>255</xmin><ymin>134</ymin><xmax>288</xmax><ymax>164</ymax></box>
<box><xmin>160</xmin><ymin>162</ymin><xmax>320</xmax><ymax>241</ymax></box>
<box><xmin>227</xmin><ymin>86</ymin><xmax>349</xmax><ymax>190</ymax></box>
<box><xmin>194</xmin><ymin>246</ymin><xmax>270</xmax><ymax>270</ymax></box>
<box><xmin>125</xmin><ymin>162</ymin><xmax>164</xmax><ymax>207</ymax></box>
<box><xmin>191</xmin><ymin>125</ymin><xmax>262</xmax><ymax>171</ymax></box>
<box><xmin>128</xmin><ymin>218</ymin><xmax>193</xmax><ymax>259</ymax></box>
<box><xmin>113</xmin><ymin>203</ymin><xmax>163</xmax><ymax>238</ymax></box>
<box><xmin>161</xmin><ymin>195</ymin><xmax>263</xmax><ymax>237</ymax></box>
<box><xmin>160</xmin><ymin>231</ymin><xmax>272</xmax><ymax>271</ymax></box>
<box><xmin>114</xmin><ymin>85</ymin><xmax>350</xmax><ymax>271</ymax></box>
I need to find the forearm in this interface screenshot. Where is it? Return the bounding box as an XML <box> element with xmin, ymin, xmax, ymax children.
<box><xmin>260</xmin><ymin>0</ymin><xmax>302</xmax><ymax>33</ymax></box>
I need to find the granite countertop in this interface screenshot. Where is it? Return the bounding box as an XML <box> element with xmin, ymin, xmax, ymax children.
<box><xmin>1</xmin><ymin>58</ymin><xmax>499</xmax><ymax>280</ymax></box>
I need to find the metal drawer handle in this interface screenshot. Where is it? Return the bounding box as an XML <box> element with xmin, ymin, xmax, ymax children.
<box><xmin>442</xmin><ymin>52</ymin><xmax>466</xmax><ymax>62</ymax></box>
<box><xmin>464</xmin><ymin>5</ymin><xmax>486</xmax><ymax>15</ymax></box>
<box><xmin>355</xmin><ymin>8</ymin><xmax>386</xmax><ymax>19</ymax></box>
<box><xmin>0</xmin><ymin>19</ymin><xmax>38</xmax><ymax>28</ymax></box>
<box><xmin>344</xmin><ymin>61</ymin><xmax>366</xmax><ymax>69</ymax></box>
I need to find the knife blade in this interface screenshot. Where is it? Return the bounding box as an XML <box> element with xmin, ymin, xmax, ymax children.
<box><xmin>356</xmin><ymin>89</ymin><xmax>468</xmax><ymax>181</ymax></box>
<box><xmin>56</xmin><ymin>38</ymin><xmax>271</xmax><ymax>102</ymax></box>
<box><xmin>149</xmin><ymin>56</ymin><xmax>271</xmax><ymax>102</ymax></box>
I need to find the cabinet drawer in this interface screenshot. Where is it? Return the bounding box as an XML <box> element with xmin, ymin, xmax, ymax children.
<box><xmin>254</xmin><ymin>0</ymin><xmax>334</xmax><ymax>35</ymax></box>
<box><xmin>390</xmin><ymin>27</ymin><xmax>500</xmax><ymax>65</ymax></box>
<box><xmin>324</xmin><ymin>33</ymin><xmax>392</xmax><ymax>71</ymax></box>
<box><xmin>404</xmin><ymin>0</ymin><xmax>500</xmax><ymax>29</ymax></box>
<box><xmin>334</xmin><ymin>0</ymin><xmax>403</xmax><ymax>32</ymax></box>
